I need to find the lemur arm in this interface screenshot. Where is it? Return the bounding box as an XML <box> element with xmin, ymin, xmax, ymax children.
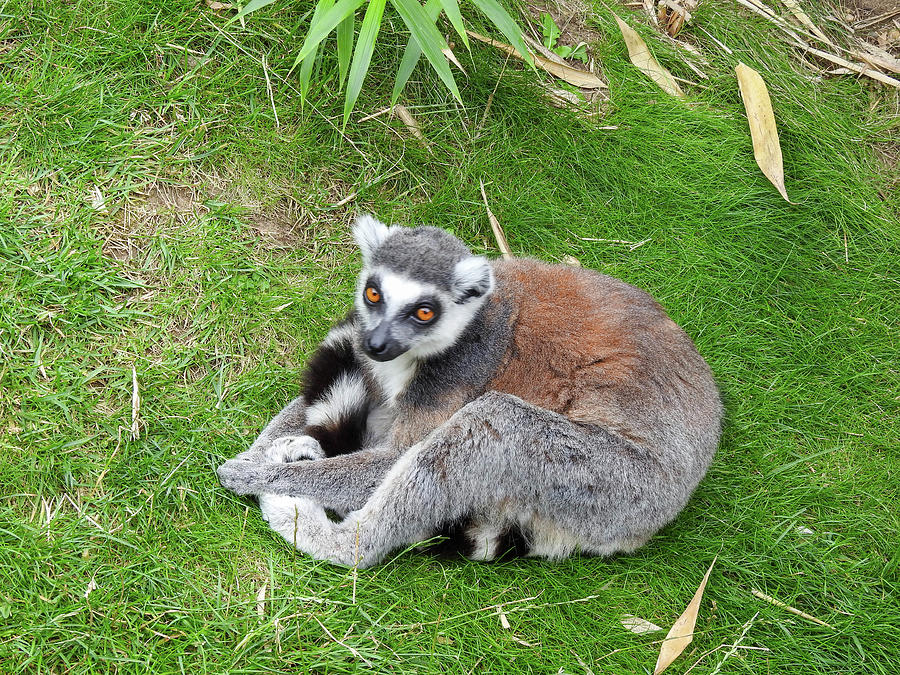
<box><xmin>221</xmin><ymin>445</ymin><xmax>403</xmax><ymax>513</ymax></box>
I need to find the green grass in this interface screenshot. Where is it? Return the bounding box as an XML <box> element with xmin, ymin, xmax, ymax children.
<box><xmin>1</xmin><ymin>0</ymin><xmax>898</xmax><ymax>672</ymax></box>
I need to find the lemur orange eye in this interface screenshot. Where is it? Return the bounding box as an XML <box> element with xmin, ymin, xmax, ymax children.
<box><xmin>415</xmin><ymin>306</ymin><xmax>435</xmax><ymax>322</ymax></box>
<box><xmin>365</xmin><ymin>287</ymin><xmax>380</xmax><ymax>303</ymax></box>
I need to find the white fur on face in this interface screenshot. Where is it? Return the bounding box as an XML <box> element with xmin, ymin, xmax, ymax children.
<box><xmin>357</xmin><ymin>269</ymin><xmax>492</xmax><ymax>403</ymax></box>
<box><xmin>377</xmin><ymin>270</ymin><xmax>489</xmax><ymax>358</ymax></box>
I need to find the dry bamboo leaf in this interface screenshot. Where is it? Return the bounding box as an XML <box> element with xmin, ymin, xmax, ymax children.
<box><xmin>804</xmin><ymin>45</ymin><xmax>900</xmax><ymax>88</ymax></box>
<box><xmin>856</xmin><ymin>41</ymin><xmax>900</xmax><ymax>74</ymax></box>
<box><xmin>467</xmin><ymin>30</ymin><xmax>607</xmax><ymax>89</ymax></box>
<box><xmin>256</xmin><ymin>582</ymin><xmax>267</xmax><ymax>618</ymax></box>
<box><xmin>780</xmin><ymin>0</ymin><xmax>835</xmax><ymax>47</ymax></box>
<box><xmin>612</xmin><ymin>14</ymin><xmax>684</xmax><ymax>97</ymax></box>
<box><xmin>479</xmin><ymin>180</ymin><xmax>511</xmax><ymax>259</ymax></box>
<box><xmin>654</xmin><ymin>556</ymin><xmax>716</xmax><ymax>674</ymax></box>
<box><xmin>392</xmin><ymin>104</ymin><xmax>431</xmax><ymax>152</ymax></box>
<box><xmin>735</xmin><ymin>63</ymin><xmax>790</xmax><ymax>202</ymax></box>
<box><xmin>621</xmin><ymin>614</ymin><xmax>664</xmax><ymax>634</ymax></box>
<box><xmin>205</xmin><ymin>0</ymin><xmax>233</xmax><ymax>9</ymax></box>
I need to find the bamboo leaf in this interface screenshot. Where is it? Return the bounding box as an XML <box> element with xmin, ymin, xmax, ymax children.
<box><xmin>735</xmin><ymin>62</ymin><xmax>790</xmax><ymax>202</ymax></box>
<box><xmin>391</xmin><ymin>0</ymin><xmax>460</xmax><ymax>102</ymax></box>
<box><xmin>437</xmin><ymin>0</ymin><xmax>469</xmax><ymax>49</ymax></box>
<box><xmin>613</xmin><ymin>13</ymin><xmax>684</xmax><ymax>97</ymax></box>
<box><xmin>392</xmin><ymin>0</ymin><xmax>443</xmax><ymax>104</ymax></box>
<box><xmin>344</xmin><ymin>0</ymin><xmax>388</xmax><ymax>126</ymax></box>
<box><xmin>654</xmin><ymin>557</ymin><xmax>716</xmax><ymax>674</ymax></box>
<box><xmin>298</xmin><ymin>0</ymin><xmax>335</xmax><ymax>102</ymax></box>
<box><xmin>470</xmin><ymin>0</ymin><xmax>532</xmax><ymax>65</ymax></box>
<box><xmin>336</xmin><ymin>12</ymin><xmax>355</xmax><ymax>87</ymax></box>
<box><xmin>467</xmin><ymin>30</ymin><xmax>606</xmax><ymax>89</ymax></box>
<box><xmin>294</xmin><ymin>0</ymin><xmax>366</xmax><ymax>69</ymax></box>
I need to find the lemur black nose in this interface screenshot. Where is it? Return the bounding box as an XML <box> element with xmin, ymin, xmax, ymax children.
<box><xmin>365</xmin><ymin>335</ymin><xmax>387</xmax><ymax>355</ymax></box>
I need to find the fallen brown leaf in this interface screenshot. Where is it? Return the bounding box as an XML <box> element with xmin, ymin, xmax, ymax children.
<box><xmin>392</xmin><ymin>104</ymin><xmax>431</xmax><ymax>152</ymax></box>
<box><xmin>479</xmin><ymin>180</ymin><xmax>511</xmax><ymax>259</ymax></box>
<box><xmin>205</xmin><ymin>0</ymin><xmax>232</xmax><ymax>9</ymax></box>
<box><xmin>735</xmin><ymin>62</ymin><xmax>790</xmax><ymax>202</ymax></box>
<box><xmin>467</xmin><ymin>30</ymin><xmax>607</xmax><ymax>89</ymax></box>
<box><xmin>654</xmin><ymin>556</ymin><xmax>716</xmax><ymax>674</ymax></box>
<box><xmin>613</xmin><ymin>14</ymin><xmax>684</xmax><ymax>97</ymax></box>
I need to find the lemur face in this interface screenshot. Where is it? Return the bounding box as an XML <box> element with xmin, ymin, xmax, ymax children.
<box><xmin>357</xmin><ymin>271</ymin><xmax>450</xmax><ymax>361</ymax></box>
<box><xmin>352</xmin><ymin>215</ymin><xmax>495</xmax><ymax>363</ymax></box>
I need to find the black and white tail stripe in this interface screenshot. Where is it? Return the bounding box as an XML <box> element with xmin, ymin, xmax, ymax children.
<box><xmin>301</xmin><ymin>317</ymin><xmax>372</xmax><ymax>457</ymax></box>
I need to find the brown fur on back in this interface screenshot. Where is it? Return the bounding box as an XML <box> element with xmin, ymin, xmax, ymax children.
<box><xmin>488</xmin><ymin>259</ymin><xmax>719</xmax><ymax>452</ymax></box>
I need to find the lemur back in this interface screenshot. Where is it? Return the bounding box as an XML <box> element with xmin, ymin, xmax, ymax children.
<box><xmin>218</xmin><ymin>216</ymin><xmax>723</xmax><ymax>567</ymax></box>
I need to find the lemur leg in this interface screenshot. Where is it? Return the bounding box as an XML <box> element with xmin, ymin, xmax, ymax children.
<box><xmin>219</xmin><ymin>392</ymin><xmax>674</xmax><ymax>568</ymax></box>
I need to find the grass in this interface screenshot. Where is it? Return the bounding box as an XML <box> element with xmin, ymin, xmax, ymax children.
<box><xmin>1</xmin><ymin>0</ymin><xmax>898</xmax><ymax>672</ymax></box>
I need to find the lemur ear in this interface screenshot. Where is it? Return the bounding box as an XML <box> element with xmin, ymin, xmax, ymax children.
<box><xmin>451</xmin><ymin>256</ymin><xmax>495</xmax><ymax>303</ymax></box>
<box><xmin>353</xmin><ymin>214</ymin><xmax>391</xmax><ymax>263</ymax></box>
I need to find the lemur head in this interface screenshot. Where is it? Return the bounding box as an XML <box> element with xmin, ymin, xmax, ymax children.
<box><xmin>352</xmin><ymin>215</ymin><xmax>495</xmax><ymax>362</ymax></box>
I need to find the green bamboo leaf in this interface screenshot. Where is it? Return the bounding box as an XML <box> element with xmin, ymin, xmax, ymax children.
<box><xmin>392</xmin><ymin>38</ymin><xmax>423</xmax><ymax>104</ymax></box>
<box><xmin>294</xmin><ymin>0</ymin><xmax>366</xmax><ymax>69</ymax></box>
<box><xmin>391</xmin><ymin>0</ymin><xmax>442</xmax><ymax>104</ymax></box>
<box><xmin>343</xmin><ymin>0</ymin><xmax>388</xmax><ymax>126</ymax></box>
<box><xmin>336</xmin><ymin>12</ymin><xmax>355</xmax><ymax>87</ymax></box>
<box><xmin>391</xmin><ymin>0</ymin><xmax>460</xmax><ymax>103</ymax></box>
<box><xmin>298</xmin><ymin>0</ymin><xmax>335</xmax><ymax>103</ymax></box>
<box><xmin>470</xmin><ymin>0</ymin><xmax>532</xmax><ymax>65</ymax></box>
<box><xmin>437</xmin><ymin>0</ymin><xmax>469</xmax><ymax>49</ymax></box>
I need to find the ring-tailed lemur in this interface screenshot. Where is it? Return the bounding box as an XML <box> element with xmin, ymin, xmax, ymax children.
<box><xmin>217</xmin><ymin>215</ymin><xmax>723</xmax><ymax>568</ymax></box>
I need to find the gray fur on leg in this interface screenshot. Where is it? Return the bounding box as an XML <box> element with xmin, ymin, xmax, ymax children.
<box><xmin>224</xmin><ymin>392</ymin><xmax>690</xmax><ymax>567</ymax></box>
<box><xmin>217</xmin><ymin>445</ymin><xmax>402</xmax><ymax>513</ymax></box>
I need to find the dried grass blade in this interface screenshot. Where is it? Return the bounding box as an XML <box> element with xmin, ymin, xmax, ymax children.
<box><xmin>612</xmin><ymin>14</ymin><xmax>684</xmax><ymax>97</ymax></box>
<box><xmin>130</xmin><ymin>366</ymin><xmax>141</xmax><ymax>441</ymax></box>
<box><xmin>393</xmin><ymin>104</ymin><xmax>431</xmax><ymax>151</ymax></box>
<box><xmin>779</xmin><ymin>0</ymin><xmax>835</xmax><ymax>47</ymax></box>
<box><xmin>750</xmin><ymin>589</ymin><xmax>835</xmax><ymax>628</ymax></box>
<box><xmin>621</xmin><ymin>614</ymin><xmax>664</xmax><ymax>634</ymax></box>
<box><xmin>735</xmin><ymin>62</ymin><xmax>790</xmax><ymax>202</ymax></box>
<box><xmin>654</xmin><ymin>556</ymin><xmax>716</xmax><ymax>674</ymax></box>
<box><xmin>256</xmin><ymin>582</ymin><xmax>267</xmax><ymax>618</ymax></box>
